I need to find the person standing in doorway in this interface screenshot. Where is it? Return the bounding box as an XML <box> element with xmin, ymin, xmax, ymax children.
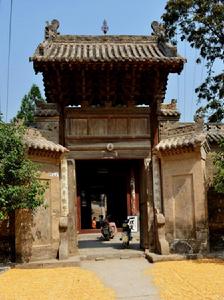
<box><xmin>92</xmin><ymin>216</ymin><xmax>97</xmax><ymax>229</ymax></box>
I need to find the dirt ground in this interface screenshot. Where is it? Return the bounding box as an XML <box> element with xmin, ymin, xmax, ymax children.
<box><xmin>147</xmin><ymin>259</ymin><xmax>224</xmax><ymax>300</ymax></box>
<box><xmin>0</xmin><ymin>267</ymin><xmax>115</xmax><ymax>300</ymax></box>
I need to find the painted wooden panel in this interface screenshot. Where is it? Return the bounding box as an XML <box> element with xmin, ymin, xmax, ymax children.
<box><xmin>69</xmin><ymin>119</ymin><xmax>88</xmax><ymax>136</ymax></box>
<box><xmin>89</xmin><ymin>119</ymin><xmax>107</xmax><ymax>136</ymax></box>
<box><xmin>129</xmin><ymin>118</ymin><xmax>148</xmax><ymax>135</ymax></box>
<box><xmin>108</xmin><ymin>118</ymin><xmax>128</xmax><ymax>135</ymax></box>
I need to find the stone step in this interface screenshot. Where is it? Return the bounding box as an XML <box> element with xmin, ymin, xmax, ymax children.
<box><xmin>80</xmin><ymin>251</ymin><xmax>144</xmax><ymax>261</ymax></box>
<box><xmin>13</xmin><ymin>256</ymin><xmax>81</xmax><ymax>269</ymax></box>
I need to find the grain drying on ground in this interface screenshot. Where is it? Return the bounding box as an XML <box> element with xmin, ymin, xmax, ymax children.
<box><xmin>146</xmin><ymin>259</ymin><xmax>224</xmax><ymax>300</ymax></box>
<box><xmin>0</xmin><ymin>267</ymin><xmax>115</xmax><ymax>300</ymax></box>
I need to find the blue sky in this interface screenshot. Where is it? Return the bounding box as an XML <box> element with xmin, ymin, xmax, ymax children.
<box><xmin>0</xmin><ymin>0</ymin><xmax>208</xmax><ymax>122</ymax></box>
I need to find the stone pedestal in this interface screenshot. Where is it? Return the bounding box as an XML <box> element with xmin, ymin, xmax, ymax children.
<box><xmin>58</xmin><ymin>216</ymin><xmax>68</xmax><ymax>260</ymax></box>
<box><xmin>155</xmin><ymin>210</ymin><xmax>170</xmax><ymax>255</ymax></box>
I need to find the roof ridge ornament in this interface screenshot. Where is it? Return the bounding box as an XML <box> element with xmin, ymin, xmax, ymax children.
<box><xmin>101</xmin><ymin>19</ymin><xmax>109</xmax><ymax>35</ymax></box>
<box><xmin>151</xmin><ymin>21</ymin><xmax>166</xmax><ymax>41</ymax></box>
<box><xmin>194</xmin><ymin>113</ymin><xmax>205</xmax><ymax>132</ymax></box>
<box><xmin>151</xmin><ymin>20</ymin><xmax>178</xmax><ymax>58</ymax></box>
<box><xmin>45</xmin><ymin>19</ymin><xmax>60</xmax><ymax>40</ymax></box>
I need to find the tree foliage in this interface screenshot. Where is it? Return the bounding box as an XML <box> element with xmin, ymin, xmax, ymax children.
<box><xmin>162</xmin><ymin>0</ymin><xmax>224</xmax><ymax>122</ymax></box>
<box><xmin>15</xmin><ymin>84</ymin><xmax>44</xmax><ymax>126</ymax></box>
<box><xmin>0</xmin><ymin>121</ymin><xmax>46</xmax><ymax>220</ymax></box>
<box><xmin>213</xmin><ymin>139</ymin><xmax>224</xmax><ymax>193</ymax></box>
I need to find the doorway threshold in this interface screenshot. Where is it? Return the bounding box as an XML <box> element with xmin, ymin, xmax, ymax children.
<box><xmin>78</xmin><ymin>232</ymin><xmax>144</xmax><ymax>261</ymax></box>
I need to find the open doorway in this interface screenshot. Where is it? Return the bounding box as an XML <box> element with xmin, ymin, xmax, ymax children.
<box><xmin>76</xmin><ymin>160</ymin><xmax>140</xmax><ymax>232</ymax></box>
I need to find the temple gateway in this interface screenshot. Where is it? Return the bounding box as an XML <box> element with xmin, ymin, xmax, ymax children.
<box><xmin>3</xmin><ymin>20</ymin><xmax>223</xmax><ymax>262</ymax></box>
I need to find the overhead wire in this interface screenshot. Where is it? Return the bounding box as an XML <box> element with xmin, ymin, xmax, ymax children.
<box><xmin>183</xmin><ymin>40</ymin><xmax>187</xmax><ymax>121</ymax></box>
<box><xmin>6</xmin><ymin>0</ymin><xmax>13</xmax><ymax>122</ymax></box>
<box><xmin>200</xmin><ymin>57</ymin><xmax>205</xmax><ymax>84</ymax></box>
<box><xmin>177</xmin><ymin>74</ymin><xmax>180</xmax><ymax>107</ymax></box>
<box><xmin>176</xmin><ymin>32</ymin><xmax>180</xmax><ymax>119</ymax></box>
<box><xmin>190</xmin><ymin>48</ymin><xmax>197</xmax><ymax>120</ymax></box>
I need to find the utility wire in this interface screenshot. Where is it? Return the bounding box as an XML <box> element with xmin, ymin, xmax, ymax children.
<box><xmin>177</xmin><ymin>74</ymin><xmax>180</xmax><ymax>104</ymax></box>
<box><xmin>183</xmin><ymin>40</ymin><xmax>187</xmax><ymax>122</ymax></box>
<box><xmin>190</xmin><ymin>48</ymin><xmax>197</xmax><ymax>120</ymax></box>
<box><xmin>200</xmin><ymin>57</ymin><xmax>205</xmax><ymax>84</ymax></box>
<box><xmin>6</xmin><ymin>0</ymin><xmax>13</xmax><ymax>122</ymax></box>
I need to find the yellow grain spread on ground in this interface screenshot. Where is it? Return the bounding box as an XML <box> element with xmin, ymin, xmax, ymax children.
<box><xmin>146</xmin><ymin>259</ymin><xmax>224</xmax><ymax>300</ymax></box>
<box><xmin>0</xmin><ymin>267</ymin><xmax>115</xmax><ymax>300</ymax></box>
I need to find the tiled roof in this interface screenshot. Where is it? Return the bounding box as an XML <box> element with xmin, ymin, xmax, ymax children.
<box><xmin>31</xmin><ymin>35</ymin><xmax>185</xmax><ymax>65</ymax></box>
<box><xmin>204</xmin><ymin>124</ymin><xmax>224</xmax><ymax>143</ymax></box>
<box><xmin>24</xmin><ymin>128</ymin><xmax>68</xmax><ymax>153</ymax></box>
<box><xmin>160</xmin><ymin>108</ymin><xmax>180</xmax><ymax>117</ymax></box>
<box><xmin>155</xmin><ymin>133</ymin><xmax>206</xmax><ymax>151</ymax></box>
<box><xmin>207</xmin><ymin>131</ymin><xmax>224</xmax><ymax>143</ymax></box>
<box><xmin>34</xmin><ymin>101</ymin><xmax>59</xmax><ymax>117</ymax></box>
<box><xmin>156</xmin><ymin>123</ymin><xmax>224</xmax><ymax>152</ymax></box>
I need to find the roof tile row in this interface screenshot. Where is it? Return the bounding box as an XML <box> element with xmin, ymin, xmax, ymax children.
<box><xmin>31</xmin><ymin>35</ymin><xmax>185</xmax><ymax>64</ymax></box>
<box><xmin>24</xmin><ymin>128</ymin><xmax>68</xmax><ymax>153</ymax></box>
<box><xmin>156</xmin><ymin>124</ymin><xmax>224</xmax><ymax>152</ymax></box>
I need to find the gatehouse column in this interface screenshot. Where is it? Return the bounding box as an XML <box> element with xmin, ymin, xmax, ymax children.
<box><xmin>59</xmin><ymin>155</ymin><xmax>69</xmax><ymax>260</ymax></box>
<box><xmin>152</xmin><ymin>154</ymin><xmax>162</xmax><ymax>213</ymax></box>
<box><xmin>67</xmin><ymin>159</ymin><xmax>78</xmax><ymax>255</ymax></box>
<box><xmin>140</xmin><ymin>158</ymin><xmax>155</xmax><ymax>251</ymax></box>
<box><xmin>149</xmin><ymin>70</ymin><xmax>169</xmax><ymax>254</ymax></box>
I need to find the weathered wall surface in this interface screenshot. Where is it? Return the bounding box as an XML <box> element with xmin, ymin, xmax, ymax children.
<box><xmin>15</xmin><ymin>159</ymin><xmax>61</xmax><ymax>262</ymax></box>
<box><xmin>161</xmin><ymin>150</ymin><xmax>208</xmax><ymax>253</ymax></box>
<box><xmin>34</xmin><ymin>113</ymin><xmax>60</xmax><ymax>144</ymax></box>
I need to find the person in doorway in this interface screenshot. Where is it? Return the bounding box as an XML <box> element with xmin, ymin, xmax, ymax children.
<box><xmin>92</xmin><ymin>216</ymin><xmax>97</xmax><ymax>229</ymax></box>
<box><xmin>107</xmin><ymin>215</ymin><xmax>117</xmax><ymax>238</ymax></box>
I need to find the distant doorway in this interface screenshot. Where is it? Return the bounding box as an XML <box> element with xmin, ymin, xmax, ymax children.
<box><xmin>76</xmin><ymin>160</ymin><xmax>140</xmax><ymax>232</ymax></box>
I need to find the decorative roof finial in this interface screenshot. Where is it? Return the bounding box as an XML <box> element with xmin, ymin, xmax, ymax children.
<box><xmin>101</xmin><ymin>19</ymin><xmax>109</xmax><ymax>35</ymax></box>
<box><xmin>151</xmin><ymin>21</ymin><xmax>166</xmax><ymax>40</ymax></box>
<box><xmin>45</xmin><ymin>19</ymin><xmax>60</xmax><ymax>40</ymax></box>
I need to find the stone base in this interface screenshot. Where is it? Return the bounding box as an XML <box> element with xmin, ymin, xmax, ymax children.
<box><xmin>13</xmin><ymin>256</ymin><xmax>81</xmax><ymax>269</ymax></box>
<box><xmin>145</xmin><ymin>250</ymin><xmax>205</xmax><ymax>263</ymax></box>
<box><xmin>145</xmin><ymin>250</ymin><xmax>184</xmax><ymax>263</ymax></box>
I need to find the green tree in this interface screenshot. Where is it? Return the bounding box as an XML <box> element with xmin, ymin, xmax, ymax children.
<box><xmin>162</xmin><ymin>0</ymin><xmax>224</xmax><ymax>122</ymax></box>
<box><xmin>15</xmin><ymin>84</ymin><xmax>44</xmax><ymax>126</ymax></box>
<box><xmin>0</xmin><ymin>121</ymin><xmax>46</xmax><ymax>220</ymax></box>
<box><xmin>213</xmin><ymin>139</ymin><xmax>224</xmax><ymax>193</ymax></box>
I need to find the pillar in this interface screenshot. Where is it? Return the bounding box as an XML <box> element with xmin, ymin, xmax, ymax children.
<box><xmin>59</xmin><ymin>156</ymin><xmax>69</xmax><ymax>260</ymax></box>
<box><xmin>152</xmin><ymin>154</ymin><xmax>162</xmax><ymax>212</ymax></box>
<box><xmin>67</xmin><ymin>159</ymin><xmax>78</xmax><ymax>255</ymax></box>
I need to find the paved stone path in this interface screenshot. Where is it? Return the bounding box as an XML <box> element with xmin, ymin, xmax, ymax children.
<box><xmin>78</xmin><ymin>233</ymin><xmax>144</xmax><ymax>260</ymax></box>
<box><xmin>82</xmin><ymin>257</ymin><xmax>161</xmax><ymax>300</ymax></box>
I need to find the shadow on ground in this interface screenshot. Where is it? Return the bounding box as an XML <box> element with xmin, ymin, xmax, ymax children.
<box><xmin>78</xmin><ymin>233</ymin><xmax>144</xmax><ymax>259</ymax></box>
